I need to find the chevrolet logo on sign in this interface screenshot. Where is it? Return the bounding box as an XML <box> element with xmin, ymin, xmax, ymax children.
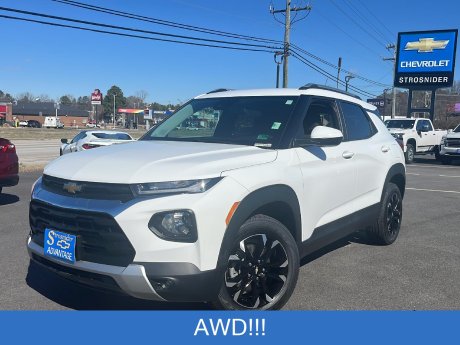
<box><xmin>404</xmin><ymin>38</ymin><xmax>449</xmax><ymax>53</ymax></box>
<box><xmin>63</xmin><ymin>182</ymin><xmax>82</xmax><ymax>194</ymax></box>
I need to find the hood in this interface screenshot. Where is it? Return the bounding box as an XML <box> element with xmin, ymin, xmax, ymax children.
<box><xmin>445</xmin><ymin>131</ymin><xmax>460</xmax><ymax>139</ymax></box>
<box><xmin>44</xmin><ymin>140</ymin><xmax>277</xmax><ymax>183</ymax></box>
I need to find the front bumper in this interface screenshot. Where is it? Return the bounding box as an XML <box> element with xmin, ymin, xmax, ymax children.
<box><xmin>440</xmin><ymin>146</ymin><xmax>460</xmax><ymax>157</ymax></box>
<box><xmin>27</xmin><ymin>238</ymin><xmax>223</xmax><ymax>302</ymax></box>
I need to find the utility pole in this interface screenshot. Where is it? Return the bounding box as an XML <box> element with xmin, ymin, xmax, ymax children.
<box><xmin>113</xmin><ymin>94</ymin><xmax>116</xmax><ymax>128</ymax></box>
<box><xmin>270</xmin><ymin>1</ymin><xmax>312</xmax><ymax>88</ymax></box>
<box><xmin>336</xmin><ymin>57</ymin><xmax>342</xmax><ymax>88</ymax></box>
<box><xmin>383</xmin><ymin>44</ymin><xmax>396</xmax><ymax>118</ymax></box>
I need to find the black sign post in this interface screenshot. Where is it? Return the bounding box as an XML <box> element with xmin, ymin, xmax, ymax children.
<box><xmin>394</xmin><ymin>29</ymin><xmax>458</xmax><ymax>120</ymax></box>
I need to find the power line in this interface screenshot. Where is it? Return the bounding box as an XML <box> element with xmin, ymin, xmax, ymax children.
<box><xmin>53</xmin><ymin>0</ymin><xmax>283</xmax><ymax>45</ymax></box>
<box><xmin>0</xmin><ymin>6</ymin><xmax>281</xmax><ymax>50</ymax></box>
<box><xmin>314</xmin><ymin>7</ymin><xmax>384</xmax><ymax>59</ymax></box>
<box><xmin>0</xmin><ymin>13</ymin><xmax>276</xmax><ymax>53</ymax></box>
<box><xmin>53</xmin><ymin>0</ymin><xmax>389</xmax><ymax>90</ymax></box>
<box><xmin>356</xmin><ymin>0</ymin><xmax>395</xmax><ymax>40</ymax></box>
<box><xmin>328</xmin><ymin>0</ymin><xmax>387</xmax><ymax>50</ymax></box>
<box><xmin>290</xmin><ymin>44</ymin><xmax>391</xmax><ymax>88</ymax></box>
<box><xmin>342</xmin><ymin>0</ymin><xmax>393</xmax><ymax>45</ymax></box>
<box><xmin>290</xmin><ymin>51</ymin><xmax>377</xmax><ymax>98</ymax></box>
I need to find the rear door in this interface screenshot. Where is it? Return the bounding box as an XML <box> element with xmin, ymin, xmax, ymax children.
<box><xmin>338</xmin><ymin>101</ymin><xmax>388</xmax><ymax>210</ymax></box>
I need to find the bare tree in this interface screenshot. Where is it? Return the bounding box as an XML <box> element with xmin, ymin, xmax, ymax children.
<box><xmin>135</xmin><ymin>90</ymin><xmax>149</xmax><ymax>107</ymax></box>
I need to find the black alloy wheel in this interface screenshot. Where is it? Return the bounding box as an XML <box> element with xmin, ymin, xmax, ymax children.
<box><xmin>385</xmin><ymin>190</ymin><xmax>402</xmax><ymax>241</ymax></box>
<box><xmin>225</xmin><ymin>233</ymin><xmax>289</xmax><ymax>309</ymax></box>
<box><xmin>368</xmin><ymin>182</ymin><xmax>402</xmax><ymax>245</ymax></box>
<box><xmin>215</xmin><ymin>215</ymin><xmax>299</xmax><ymax>310</ymax></box>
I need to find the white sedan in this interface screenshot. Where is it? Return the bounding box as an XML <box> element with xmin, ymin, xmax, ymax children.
<box><xmin>60</xmin><ymin>130</ymin><xmax>134</xmax><ymax>155</ymax></box>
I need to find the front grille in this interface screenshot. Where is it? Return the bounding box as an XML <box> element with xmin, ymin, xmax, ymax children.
<box><xmin>42</xmin><ymin>175</ymin><xmax>134</xmax><ymax>202</ymax></box>
<box><xmin>446</xmin><ymin>138</ymin><xmax>460</xmax><ymax>148</ymax></box>
<box><xmin>29</xmin><ymin>200</ymin><xmax>136</xmax><ymax>267</ymax></box>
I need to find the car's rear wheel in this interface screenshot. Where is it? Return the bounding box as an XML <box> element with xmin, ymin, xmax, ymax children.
<box><xmin>405</xmin><ymin>143</ymin><xmax>415</xmax><ymax>164</ymax></box>
<box><xmin>368</xmin><ymin>182</ymin><xmax>402</xmax><ymax>245</ymax></box>
<box><xmin>214</xmin><ymin>215</ymin><xmax>299</xmax><ymax>310</ymax></box>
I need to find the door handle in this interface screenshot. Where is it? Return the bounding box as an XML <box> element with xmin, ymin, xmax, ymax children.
<box><xmin>342</xmin><ymin>151</ymin><xmax>355</xmax><ymax>159</ymax></box>
<box><xmin>381</xmin><ymin>145</ymin><xmax>390</xmax><ymax>153</ymax></box>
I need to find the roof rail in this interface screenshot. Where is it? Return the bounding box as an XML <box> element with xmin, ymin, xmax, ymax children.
<box><xmin>298</xmin><ymin>83</ymin><xmax>361</xmax><ymax>100</ymax></box>
<box><xmin>206</xmin><ymin>88</ymin><xmax>232</xmax><ymax>94</ymax></box>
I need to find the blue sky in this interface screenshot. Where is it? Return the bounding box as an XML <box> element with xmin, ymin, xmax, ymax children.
<box><xmin>0</xmin><ymin>0</ymin><xmax>459</xmax><ymax>104</ymax></box>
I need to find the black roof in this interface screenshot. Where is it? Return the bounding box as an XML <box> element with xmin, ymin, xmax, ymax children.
<box><xmin>12</xmin><ymin>102</ymin><xmax>90</xmax><ymax>117</ymax></box>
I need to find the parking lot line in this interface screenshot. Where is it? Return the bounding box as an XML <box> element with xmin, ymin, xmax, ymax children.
<box><xmin>406</xmin><ymin>187</ymin><xmax>460</xmax><ymax>194</ymax></box>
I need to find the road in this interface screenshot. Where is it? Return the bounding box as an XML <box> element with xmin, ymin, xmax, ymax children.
<box><xmin>14</xmin><ymin>140</ymin><xmax>59</xmax><ymax>165</ymax></box>
<box><xmin>0</xmin><ymin>158</ymin><xmax>459</xmax><ymax>310</ymax></box>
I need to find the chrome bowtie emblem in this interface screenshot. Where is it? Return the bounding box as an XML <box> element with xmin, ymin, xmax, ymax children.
<box><xmin>63</xmin><ymin>182</ymin><xmax>82</xmax><ymax>194</ymax></box>
<box><xmin>405</xmin><ymin>38</ymin><xmax>449</xmax><ymax>53</ymax></box>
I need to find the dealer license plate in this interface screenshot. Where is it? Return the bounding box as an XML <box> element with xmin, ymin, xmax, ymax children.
<box><xmin>44</xmin><ymin>228</ymin><xmax>76</xmax><ymax>263</ymax></box>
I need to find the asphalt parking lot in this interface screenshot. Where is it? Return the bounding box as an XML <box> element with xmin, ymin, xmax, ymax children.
<box><xmin>0</xmin><ymin>157</ymin><xmax>459</xmax><ymax>310</ymax></box>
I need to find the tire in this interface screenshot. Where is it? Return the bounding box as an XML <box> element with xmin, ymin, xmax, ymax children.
<box><xmin>368</xmin><ymin>182</ymin><xmax>402</xmax><ymax>245</ymax></box>
<box><xmin>213</xmin><ymin>214</ymin><xmax>299</xmax><ymax>310</ymax></box>
<box><xmin>405</xmin><ymin>143</ymin><xmax>415</xmax><ymax>164</ymax></box>
<box><xmin>441</xmin><ymin>157</ymin><xmax>451</xmax><ymax>165</ymax></box>
<box><xmin>434</xmin><ymin>146</ymin><xmax>441</xmax><ymax>161</ymax></box>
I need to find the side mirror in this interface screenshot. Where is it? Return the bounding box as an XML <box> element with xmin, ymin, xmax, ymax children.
<box><xmin>294</xmin><ymin>126</ymin><xmax>343</xmax><ymax>147</ymax></box>
<box><xmin>61</xmin><ymin>138</ymin><xmax>68</xmax><ymax>144</ymax></box>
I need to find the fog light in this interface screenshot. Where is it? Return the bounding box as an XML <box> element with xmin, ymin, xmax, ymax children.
<box><xmin>149</xmin><ymin>210</ymin><xmax>197</xmax><ymax>242</ymax></box>
<box><xmin>150</xmin><ymin>278</ymin><xmax>175</xmax><ymax>291</ymax></box>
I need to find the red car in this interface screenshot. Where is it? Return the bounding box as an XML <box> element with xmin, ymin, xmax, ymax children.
<box><xmin>0</xmin><ymin>138</ymin><xmax>19</xmax><ymax>194</ymax></box>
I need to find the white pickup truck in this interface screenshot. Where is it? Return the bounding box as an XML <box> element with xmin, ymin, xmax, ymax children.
<box><xmin>385</xmin><ymin>118</ymin><xmax>447</xmax><ymax>164</ymax></box>
<box><xmin>439</xmin><ymin>123</ymin><xmax>460</xmax><ymax>164</ymax></box>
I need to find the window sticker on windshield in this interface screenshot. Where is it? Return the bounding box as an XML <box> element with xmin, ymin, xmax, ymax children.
<box><xmin>271</xmin><ymin>122</ymin><xmax>282</xmax><ymax>130</ymax></box>
<box><xmin>255</xmin><ymin>143</ymin><xmax>272</xmax><ymax>148</ymax></box>
<box><xmin>257</xmin><ymin>134</ymin><xmax>269</xmax><ymax>140</ymax></box>
<box><xmin>285</xmin><ymin>100</ymin><xmax>293</xmax><ymax>105</ymax></box>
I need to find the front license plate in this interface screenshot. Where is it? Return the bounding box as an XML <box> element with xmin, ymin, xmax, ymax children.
<box><xmin>44</xmin><ymin>228</ymin><xmax>76</xmax><ymax>263</ymax></box>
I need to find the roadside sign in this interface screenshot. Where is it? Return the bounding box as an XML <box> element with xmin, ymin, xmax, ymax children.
<box><xmin>91</xmin><ymin>88</ymin><xmax>103</xmax><ymax>105</ymax></box>
<box><xmin>367</xmin><ymin>98</ymin><xmax>385</xmax><ymax>108</ymax></box>
<box><xmin>394</xmin><ymin>29</ymin><xmax>458</xmax><ymax>88</ymax></box>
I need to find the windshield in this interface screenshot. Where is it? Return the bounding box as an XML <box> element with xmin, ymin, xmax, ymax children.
<box><xmin>454</xmin><ymin>125</ymin><xmax>460</xmax><ymax>133</ymax></box>
<box><xmin>92</xmin><ymin>132</ymin><xmax>132</xmax><ymax>140</ymax></box>
<box><xmin>385</xmin><ymin>120</ymin><xmax>415</xmax><ymax>129</ymax></box>
<box><xmin>140</xmin><ymin>96</ymin><xmax>299</xmax><ymax>148</ymax></box>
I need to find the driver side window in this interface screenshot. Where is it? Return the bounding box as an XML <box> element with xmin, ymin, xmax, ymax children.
<box><xmin>303</xmin><ymin>99</ymin><xmax>340</xmax><ymax>137</ymax></box>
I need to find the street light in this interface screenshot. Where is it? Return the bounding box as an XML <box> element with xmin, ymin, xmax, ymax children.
<box><xmin>345</xmin><ymin>75</ymin><xmax>355</xmax><ymax>92</ymax></box>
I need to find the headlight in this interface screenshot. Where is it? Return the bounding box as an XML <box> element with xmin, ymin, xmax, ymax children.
<box><xmin>131</xmin><ymin>178</ymin><xmax>222</xmax><ymax>196</ymax></box>
<box><xmin>441</xmin><ymin>137</ymin><xmax>446</xmax><ymax>146</ymax></box>
<box><xmin>149</xmin><ymin>210</ymin><xmax>197</xmax><ymax>242</ymax></box>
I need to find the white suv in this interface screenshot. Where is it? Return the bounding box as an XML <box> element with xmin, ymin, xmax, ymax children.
<box><xmin>28</xmin><ymin>85</ymin><xmax>406</xmax><ymax>310</ymax></box>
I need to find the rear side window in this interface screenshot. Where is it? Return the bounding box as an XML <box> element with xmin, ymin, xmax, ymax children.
<box><xmin>340</xmin><ymin>102</ymin><xmax>375</xmax><ymax>141</ymax></box>
<box><xmin>93</xmin><ymin>133</ymin><xmax>132</xmax><ymax>140</ymax></box>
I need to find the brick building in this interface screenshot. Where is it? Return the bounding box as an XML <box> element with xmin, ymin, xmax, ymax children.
<box><xmin>11</xmin><ymin>102</ymin><xmax>91</xmax><ymax>127</ymax></box>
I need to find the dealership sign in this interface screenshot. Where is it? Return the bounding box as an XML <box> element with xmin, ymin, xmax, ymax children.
<box><xmin>394</xmin><ymin>29</ymin><xmax>458</xmax><ymax>88</ymax></box>
<box><xmin>91</xmin><ymin>88</ymin><xmax>103</xmax><ymax>105</ymax></box>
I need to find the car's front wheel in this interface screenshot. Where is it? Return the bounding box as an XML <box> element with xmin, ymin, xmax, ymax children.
<box><xmin>214</xmin><ymin>215</ymin><xmax>299</xmax><ymax>310</ymax></box>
